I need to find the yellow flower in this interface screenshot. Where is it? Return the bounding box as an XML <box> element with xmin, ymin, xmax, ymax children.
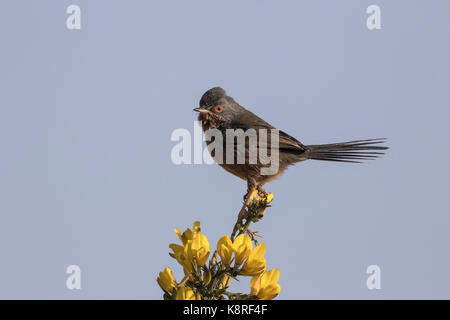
<box><xmin>170</xmin><ymin>221</ymin><xmax>209</xmax><ymax>271</ymax></box>
<box><xmin>217</xmin><ymin>235</ymin><xmax>233</xmax><ymax>266</ymax></box>
<box><xmin>249</xmin><ymin>193</ymin><xmax>274</xmax><ymax>216</ymax></box>
<box><xmin>188</xmin><ymin>231</ymin><xmax>210</xmax><ymax>267</ymax></box>
<box><xmin>176</xmin><ymin>287</ymin><xmax>201</xmax><ymax>300</ymax></box>
<box><xmin>240</xmin><ymin>242</ymin><xmax>266</xmax><ymax>276</ymax></box>
<box><xmin>169</xmin><ymin>243</ymin><xmax>193</xmax><ymax>273</ymax></box>
<box><xmin>232</xmin><ymin>234</ymin><xmax>252</xmax><ymax>266</ymax></box>
<box><xmin>174</xmin><ymin>221</ymin><xmax>200</xmax><ymax>246</ymax></box>
<box><xmin>252</xmin><ymin>192</ymin><xmax>274</xmax><ymax>203</ymax></box>
<box><xmin>157</xmin><ymin>267</ymin><xmax>176</xmax><ymax>293</ymax></box>
<box><xmin>250</xmin><ymin>268</ymin><xmax>281</xmax><ymax>300</ymax></box>
<box><xmin>218</xmin><ymin>234</ymin><xmax>252</xmax><ymax>267</ymax></box>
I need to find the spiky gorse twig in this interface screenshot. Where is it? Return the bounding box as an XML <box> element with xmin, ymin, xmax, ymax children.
<box><xmin>231</xmin><ymin>191</ymin><xmax>274</xmax><ymax>243</ymax></box>
<box><xmin>157</xmin><ymin>192</ymin><xmax>281</xmax><ymax>300</ymax></box>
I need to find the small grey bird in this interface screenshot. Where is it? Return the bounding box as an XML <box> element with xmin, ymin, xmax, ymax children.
<box><xmin>194</xmin><ymin>87</ymin><xmax>387</xmax><ymax>232</ymax></box>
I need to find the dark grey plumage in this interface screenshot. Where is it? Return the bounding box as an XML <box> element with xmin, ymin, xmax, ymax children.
<box><xmin>195</xmin><ymin>87</ymin><xmax>388</xmax><ymax>179</ymax></box>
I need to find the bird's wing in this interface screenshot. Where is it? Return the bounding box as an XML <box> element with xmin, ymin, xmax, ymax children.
<box><xmin>278</xmin><ymin>130</ymin><xmax>307</xmax><ymax>153</ymax></box>
<box><xmin>229</xmin><ymin>109</ymin><xmax>306</xmax><ymax>153</ymax></box>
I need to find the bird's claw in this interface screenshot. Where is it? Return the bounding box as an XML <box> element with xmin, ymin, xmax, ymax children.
<box><xmin>257</xmin><ymin>185</ymin><xmax>267</xmax><ymax>197</ymax></box>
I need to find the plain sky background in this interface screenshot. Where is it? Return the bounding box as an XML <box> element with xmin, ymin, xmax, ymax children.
<box><xmin>1</xmin><ymin>0</ymin><xmax>449</xmax><ymax>299</ymax></box>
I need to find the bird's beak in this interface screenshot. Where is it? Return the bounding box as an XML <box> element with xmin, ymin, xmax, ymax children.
<box><xmin>193</xmin><ymin>107</ymin><xmax>209</xmax><ymax>113</ymax></box>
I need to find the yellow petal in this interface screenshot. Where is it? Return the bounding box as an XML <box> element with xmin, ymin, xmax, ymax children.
<box><xmin>170</xmin><ymin>243</ymin><xmax>193</xmax><ymax>273</ymax></box>
<box><xmin>250</xmin><ymin>274</ymin><xmax>262</xmax><ymax>296</ymax></box>
<box><xmin>217</xmin><ymin>235</ymin><xmax>233</xmax><ymax>266</ymax></box>
<box><xmin>175</xmin><ymin>287</ymin><xmax>198</xmax><ymax>300</ymax></box>
<box><xmin>260</xmin><ymin>268</ymin><xmax>280</xmax><ymax>288</ymax></box>
<box><xmin>190</xmin><ymin>232</ymin><xmax>210</xmax><ymax>267</ymax></box>
<box><xmin>182</xmin><ymin>242</ymin><xmax>194</xmax><ymax>272</ymax></box>
<box><xmin>232</xmin><ymin>234</ymin><xmax>252</xmax><ymax>266</ymax></box>
<box><xmin>174</xmin><ymin>228</ymin><xmax>183</xmax><ymax>244</ymax></box>
<box><xmin>174</xmin><ymin>227</ymin><xmax>193</xmax><ymax>246</ymax></box>
<box><xmin>240</xmin><ymin>243</ymin><xmax>266</xmax><ymax>276</ymax></box>
<box><xmin>193</xmin><ymin>221</ymin><xmax>201</xmax><ymax>233</ymax></box>
<box><xmin>254</xmin><ymin>268</ymin><xmax>281</xmax><ymax>300</ymax></box>
<box><xmin>251</xmin><ymin>242</ymin><xmax>266</xmax><ymax>260</ymax></box>
<box><xmin>258</xmin><ymin>283</ymin><xmax>280</xmax><ymax>300</ymax></box>
<box><xmin>169</xmin><ymin>243</ymin><xmax>185</xmax><ymax>263</ymax></box>
<box><xmin>157</xmin><ymin>266</ymin><xmax>176</xmax><ymax>292</ymax></box>
<box><xmin>183</xmin><ymin>228</ymin><xmax>193</xmax><ymax>243</ymax></box>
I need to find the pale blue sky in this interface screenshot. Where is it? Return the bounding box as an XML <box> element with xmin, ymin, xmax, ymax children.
<box><xmin>0</xmin><ymin>0</ymin><xmax>449</xmax><ymax>299</ymax></box>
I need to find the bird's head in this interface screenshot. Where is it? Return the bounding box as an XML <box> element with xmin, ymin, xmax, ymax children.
<box><xmin>194</xmin><ymin>87</ymin><xmax>244</xmax><ymax>129</ymax></box>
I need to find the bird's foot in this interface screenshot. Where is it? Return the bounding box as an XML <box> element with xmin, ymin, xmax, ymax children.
<box><xmin>256</xmin><ymin>185</ymin><xmax>268</xmax><ymax>198</ymax></box>
<box><xmin>243</xmin><ymin>189</ymin><xmax>258</xmax><ymax>202</ymax></box>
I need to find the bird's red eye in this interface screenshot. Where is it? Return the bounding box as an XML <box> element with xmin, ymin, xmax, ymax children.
<box><xmin>214</xmin><ymin>105</ymin><xmax>223</xmax><ymax>113</ymax></box>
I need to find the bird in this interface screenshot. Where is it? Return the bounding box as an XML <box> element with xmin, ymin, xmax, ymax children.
<box><xmin>194</xmin><ymin>87</ymin><xmax>388</xmax><ymax>236</ymax></box>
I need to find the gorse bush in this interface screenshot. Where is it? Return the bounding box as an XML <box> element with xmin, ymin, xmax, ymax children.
<box><xmin>157</xmin><ymin>192</ymin><xmax>281</xmax><ymax>300</ymax></box>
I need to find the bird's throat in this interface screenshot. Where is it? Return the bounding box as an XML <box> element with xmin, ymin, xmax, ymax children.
<box><xmin>198</xmin><ymin>112</ymin><xmax>224</xmax><ymax>131</ymax></box>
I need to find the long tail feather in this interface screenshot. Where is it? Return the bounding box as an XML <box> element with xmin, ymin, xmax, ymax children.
<box><xmin>305</xmin><ymin>138</ymin><xmax>388</xmax><ymax>163</ymax></box>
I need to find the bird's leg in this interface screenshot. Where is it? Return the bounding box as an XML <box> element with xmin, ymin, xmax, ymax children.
<box><xmin>231</xmin><ymin>177</ymin><xmax>257</xmax><ymax>240</ymax></box>
<box><xmin>256</xmin><ymin>184</ymin><xmax>267</xmax><ymax>197</ymax></box>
